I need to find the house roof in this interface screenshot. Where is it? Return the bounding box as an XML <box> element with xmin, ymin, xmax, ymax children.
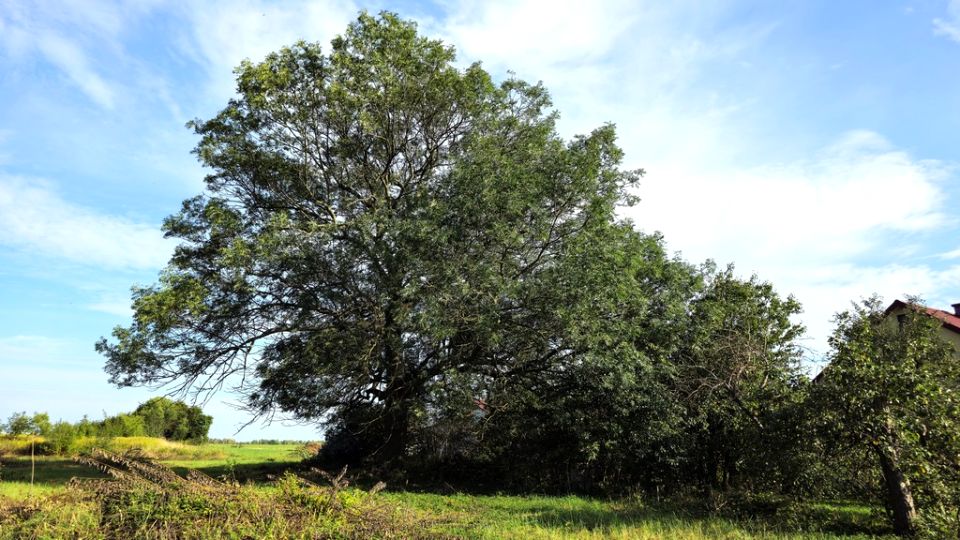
<box><xmin>884</xmin><ymin>299</ymin><xmax>960</xmax><ymax>335</ymax></box>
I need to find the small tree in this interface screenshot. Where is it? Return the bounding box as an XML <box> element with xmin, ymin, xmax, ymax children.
<box><xmin>45</xmin><ymin>421</ymin><xmax>78</xmax><ymax>455</ymax></box>
<box><xmin>5</xmin><ymin>412</ymin><xmax>33</xmax><ymax>436</ymax></box>
<box><xmin>673</xmin><ymin>265</ymin><xmax>807</xmax><ymax>492</ymax></box>
<box><xmin>30</xmin><ymin>413</ymin><xmax>51</xmax><ymax>437</ymax></box>
<box><xmin>813</xmin><ymin>297</ymin><xmax>960</xmax><ymax>537</ymax></box>
<box><xmin>100</xmin><ymin>413</ymin><xmax>147</xmax><ymax>438</ymax></box>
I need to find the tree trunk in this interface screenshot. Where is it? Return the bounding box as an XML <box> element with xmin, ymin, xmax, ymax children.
<box><xmin>378</xmin><ymin>394</ymin><xmax>411</xmax><ymax>462</ymax></box>
<box><xmin>378</xmin><ymin>301</ymin><xmax>412</xmax><ymax>463</ymax></box>
<box><xmin>873</xmin><ymin>444</ymin><xmax>917</xmax><ymax>536</ymax></box>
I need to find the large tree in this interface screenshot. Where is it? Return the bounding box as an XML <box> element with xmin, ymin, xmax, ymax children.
<box><xmin>97</xmin><ymin>13</ymin><xmax>641</xmax><ymax>461</ymax></box>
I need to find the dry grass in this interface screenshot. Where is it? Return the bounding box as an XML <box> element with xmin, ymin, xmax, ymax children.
<box><xmin>0</xmin><ymin>435</ymin><xmax>227</xmax><ymax>461</ymax></box>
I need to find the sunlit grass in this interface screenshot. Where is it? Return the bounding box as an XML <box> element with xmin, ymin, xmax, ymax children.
<box><xmin>160</xmin><ymin>442</ymin><xmax>303</xmax><ymax>468</ymax></box>
<box><xmin>0</xmin><ymin>482</ymin><xmax>63</xmax><ymax>500</ymax></box>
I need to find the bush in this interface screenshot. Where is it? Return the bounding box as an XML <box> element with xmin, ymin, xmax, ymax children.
<box><xmin>45</xmin><ymin>421</ymin><xmax>78</xmax><ymax>455</ymax></box>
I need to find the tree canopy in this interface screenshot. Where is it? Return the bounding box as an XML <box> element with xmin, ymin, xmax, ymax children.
<box><xmin>134</xmin><ymin>397</ymin><xmax>213</xmax><ymax>442</ymax></box>
<box><xmin>97</xmin><ymin>12</ymin><xmax>642</xmax><ymax>461</ymax></box>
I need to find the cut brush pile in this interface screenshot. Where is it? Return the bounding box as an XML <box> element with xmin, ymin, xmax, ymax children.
<box><xmin>0</xmin><ymin>449</ymin><xmax>416</xmax><ymax>539</ymax></box>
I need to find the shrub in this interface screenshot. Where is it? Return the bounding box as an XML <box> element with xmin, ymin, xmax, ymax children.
<box><xmin>45</xmin><ymin>421</ymin><xmax>78</xmax><ymax>455</ymax></box>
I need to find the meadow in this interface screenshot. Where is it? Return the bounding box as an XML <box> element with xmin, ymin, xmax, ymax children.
<box><xmin>0</xmin><ymin>436</ymin><xmax>896</xmax><ymax>539</ymax></box>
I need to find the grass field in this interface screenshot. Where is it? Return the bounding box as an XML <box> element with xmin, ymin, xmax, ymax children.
<box><xmin>0</xmin><ymin>441</ymin><xmax>304</xmax><ymax>492</ymax></box>
<box><xmin>0</xmin><ymin>438</ymin><xmax>895</xmax><ymax>539</ymax></box>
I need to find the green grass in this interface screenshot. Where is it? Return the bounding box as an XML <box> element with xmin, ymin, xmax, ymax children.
<box><xmin>0</xmin><ymin>481</ymin><xmax>64</xmax><ymax>500</ymax></box>
<box><xmin>162</xmin><ymin>442</ymin><xmax>304</xmax><ymax>467</ymax></box>
<box><xmin>385</xmin><ymin>492</ymin><xmax>895</xmax><ymax>539</ymax></box>
<box><xmin>162</xmin><ymin>442</ymin><xmax>305</xmax><ymax>481</ymax></box>
<box><xmin>0</xmin><ymin>438</ymin><xmax>896</xmax><ymax>538</ymax></box>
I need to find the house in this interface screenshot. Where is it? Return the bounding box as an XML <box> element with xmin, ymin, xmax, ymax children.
<box><xmin>883</xmin><ymin>299</ymin><xmax>960</xmax><ymax>358</ymax></box>
<box><xmin>813</xmin><ymin>299</ymin><xmax>960</xmax><ymax>382</ymax></box>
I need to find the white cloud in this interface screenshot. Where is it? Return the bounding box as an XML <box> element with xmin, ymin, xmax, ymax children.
<box><xmin>437</xmin><ymin>0</ymin><xmax>638</xmax><ymax>68</ymax></box>
<box><xmin>779</xmin><ymin>264</ymin><xmax>960</xmax><ymax>360</ymax></box>
<box><xmin>427</xmin><ymin>0</ymin><xmax>772</xmax><ymax>167</ymax></box>
<box><xmin>175</xmin><ymin>0</ymin><xmax>359</xmax><ymax>103</ymax></box>
<box><xmin>0</xmin><ymin>176</ymin><xmax>171</xmax><ymax>270</ymax></box>
<box><xmin>627</xmin><ymin>130</ymin><xmax>948</xmax><ymax>265</ymax></box>
<box><xmin>623</xmin><ymin>130</ymin><xmax>954</xmax><ymax>354</ymax></box>
<box><xmin>934</xmin><ymin>0</ymin><xmax>960</xmax><ymax>42</ymax></box>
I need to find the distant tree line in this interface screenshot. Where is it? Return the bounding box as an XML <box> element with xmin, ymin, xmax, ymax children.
<box><xmin>1</xmin><ymin>397</ymin><xmax>212</xmax><ymax>454</ymax></box>
<box><xmin>94</xmin><ymin>13</ymin><xmax>960</xmax><ymax>537</ymax></box>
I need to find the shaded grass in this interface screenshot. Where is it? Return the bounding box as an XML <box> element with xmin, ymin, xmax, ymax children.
<box><xmin>385</xmin><ymin>492</ymin><xmax>896</xmax><ymax>539</ymax></box>
<box><xmin>0</xmin><ymin>456</ymin><xmax>108</xmax><ymax>485</ymax></box>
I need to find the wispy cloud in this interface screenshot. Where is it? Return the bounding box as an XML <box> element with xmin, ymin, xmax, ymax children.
<box><xmin>934</xmin><ymin>0</ymin><xmax>960</xmax><ymax>42</ymax></box>
<box><xmin>436</xmin><ymin>0</ymin><xmax>638</xmax><ymax>68</ymax></box>
<box><xmin>792</xmin><ymin>262</ymin><xmax>960</xmax><ymax>362</ymax></box>
<box><xmin>0</xmin><ymin>176</ymin><xmax>171</xmax><ymax>270</ymax></box>
<box><xmin>940</xmin><ymin>247</ymin><xmax>960</xmax><ymax>260</ymax></box>
<box><xmin>175</xmin><ymin>0</ymin><xmax>358</xmax><ymax>103</ymax></box>
<box><xmin>35</xmin><ymin>31</ymin><xmax>116</xmax><ymax>109</ymax></box>
<box><xmin>0</xmin><ymin>2</ymin><xmax>131</xmax><ymax>109</ymax></box>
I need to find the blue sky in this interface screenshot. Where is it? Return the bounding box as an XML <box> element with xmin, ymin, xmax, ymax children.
<box><xmin>1</xmin><ymin>0</ymin><xmax>959</xmax><ymax>440</ymax></box>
